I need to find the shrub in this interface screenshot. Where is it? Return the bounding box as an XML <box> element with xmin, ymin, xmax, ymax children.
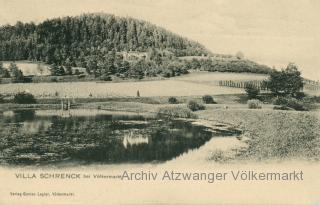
<box><xmin>100</xmin><ymin>74</ymin><xmax>112</xmax><ymax>81</ymax></box>
<box><xmin>74</xmin><ymin>69</ymin><xmax>80</xmax><ymax>75</ymax></box>
<box><xmin>50</xmin><ymin>77</ymin><xmax>58</xmax><ymax>82</ymax></box>
<box><xmin>273</xmin><ymin>97</ymin><xmax>308</xmax><ymax>111</ymax></box>
<box><xmin>9</xmin><ymin>63</ymin><xmax>25</xmax><ymax>83</ymax></box>
<box><xmin>13</xmin><ymin>92</ymin><xmax>36</xmax><ymax>104</ymax></box>
<box><xmin>0</xmin><ymin>94</ymin><xmax>4</xmax><ymax>103</ymax></box>
<box><xmin>273</xmin><ymin>105</ymin><xmax>293</xmax><ymax>110</ymax></box>
<box><xmin>168</xmin><ymin>97</ymin><xmax>178</xmax><ymax>104</ymax></box>
<box><xmin>273</xmin><ymin>97</ymin><xmax>288</xmax><ymax>105</ymax></box>
<box><xmin>247</xmin><ymin>99</ymin><xmax>262</xmax><ymax>109</ymax></box>
<box><xmin>245</xmin><ymin>84</ymin><xmax>260</xmax><ymax>99</ymax></box>
<box><xmin>295</xmin><ymin>92</ymin><xmax>306</xmax><ymax>100</ymax></box>
<box><xmin>202</xmin><ymin>95</ymin><xmax>216</xmax><ymax>104</ymax></box>
<box><xmin>286</xmin><ymin>98</ymin><xmax>308</xmax><ymax>111</ymax></box>
<box><xmin>157</xmin><ymin>106</ymin><xmax>197</xmax><ymax>119</ymax></box>
<box><xmin>308</xmin><ymin>95</ymin><xmax>320</xmax><ymax>103</ymax></box>
<box><xmin>78</xmin><ymin>74</ymin><xmax>86</xmax><ymax>79</ymax></box>
<box><xmin>187</xmin><ymin>100</ymin><xmax>205</xmax><ymax>111</ymax></box>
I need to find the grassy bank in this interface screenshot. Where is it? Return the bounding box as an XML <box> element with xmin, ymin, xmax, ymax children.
<box><xmin>0</xmin><ymin>94</ymin><xmax>251</xmax><ymax>112</ymax></box>
<box><xmin>197</xmin><ymin>108</ymin><xmax>320</xmax><ymax>161</ymax></box>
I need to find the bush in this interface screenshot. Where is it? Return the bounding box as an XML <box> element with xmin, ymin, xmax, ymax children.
<box><xmin>273</xmin><ymin>97</ymin><xmax>287</xmax><ymax>105</ymax></box>
<box><xmin>247</xmin><ymin>99</ymin><xmax>262</xmax><ymax>109</ymax></box>
<box><xmin>157</xmin><ymin>106</ymin><xmax>197</xmax><ymax>119</ymax></box>
<box><xmin>74</xmin><ymin>69</ymin><xmax>80</xmax><ymax>75</ymax></box>
<box><xmin>100</xmin><ymin>74</ymin><xmax>112</xmax><ymax>81</ymax></box>
<box><xmin>273</xmin><ymin>105</ymin><xmax>293</xmax><ymax>110</ymax></box>
<box><xmin>187</xmin><ymin>100</ymin><xmax>205</xmax><ymax>111</ymax></box>
<box><xmin>0</xmin><ymin>94</ymin><xmax>4</xmax><ymax>103</ymax></box>
<box><xmin>286</xmin><ymin>98</ymin><xmax>308</xmax><ymax>111</ymax></box>
<box><xmin>78</xmin><ymin>74</ymin><xmax>86</xmax><ymax>79</ymax></box>
<box><xmin>273</xmin><ymin>97</ymin><xmax>308</xmax><ymax>111</ymax></box>
<box><xmin>50</xmin><ymin>77</ymin><xmax>58</xmax><ymax>82</ymax></box>
<box><xmin>245</xmin><ymin>84</ymin><xmax>260</xmax><ymax>99</ymax></box>
<box><xmin>295</xmin><ymin>92</ymin><xmax>306</xmax><ymax>100</ymax></box>
<box><xmin>308</xmin><ymin>95</ymin><xmax>320</xmax><ymax>103</ymax></box>
<box><xmin>202</xmin><ymin>95</ymin><xmax>216</xmax><ymax>104</ymax></box>
<box><xmin>168</xmin><ymin>97</ymin><xmax>178</xmax><ymax>104</ymax></box>
<box><xmin>13</xmin><ymin>92</ymin><xmax>37</xmax><ymax>104</ymax></box>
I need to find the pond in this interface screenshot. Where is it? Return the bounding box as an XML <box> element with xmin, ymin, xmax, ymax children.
<box><xmin>0</xmin><ymin>109</ymin><xmax>241</xmax><ymax>166</ymax></box>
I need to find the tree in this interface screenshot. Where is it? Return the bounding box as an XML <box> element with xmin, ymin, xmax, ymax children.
<box><xmin>74</xmin><ymin>69</ymin><xmax>80</xmax><ymax>75</ymax></box>
<box><xmin>129</xmin><ymin>60</ymin><xmax>146</xmax><ymax>79</ymax></box>
<box><xmin>50</xmin><ymin>64</ymin><xmax>65</xmax><ymax>76</ymax></box>
<box><xmin>85</xmin><ymin>56</ymin><xmax>98</xmax><ymax>76</ymax></box>
<box><xmin>65</xmin><ymin>58</ymin><xmax>73</xmax><ymax>75</ymax></box>
<box><xmin>119</xmin><ymin>60</ymin><xmax>130</xmax><ymax>75</ymax></box>
<box><xmin>266</xmin><ymin>63</ymin><xmax>303</xmax><ymax>97</ymax></box>
<box><xmin>105</xmin><ymin>50</ymin><xmax>116</xmax><ymax>74</ymax></box>
<box><xmin>245</xmin><ymin>84</ymin><xmax>260</xmax><ymax>99</ymax></box>
<box><xmin>0</xmin><ymin>13</ymin><xmax>276</xmax><ymax>80</ymax></box>
<box><xmin>202</xmin><ymin>95</ymin><xmax>216</xmax><ymax>104</ymax></box>
<box><xmin>0</xmin><ymin>62</ymin><xmax>10</xmax><ymax>78</ymax></box>
<box><xmin>9</xmin><ymin>63</ymin><xmax>24</xmax><ymax>82</ymax></box>
<box><xmin>13</xmin><ymin>92</ymin><xmax>36</xmax><ymax>104</ymax></box>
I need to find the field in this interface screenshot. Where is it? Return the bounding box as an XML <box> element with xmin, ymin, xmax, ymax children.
<box><xmin>2</xmin><ymin>61</ymin><xmax>51</xmax><ymax>76</ymax></box>
<box><xmin>2</xmin><ymin>71</ymin><xmax>319</xmax><ymax>98</ymax></box>
<box><xmin>0</xmin><ymin>72</ymin><xmax>270</xmax><ymax>98</ymax></box>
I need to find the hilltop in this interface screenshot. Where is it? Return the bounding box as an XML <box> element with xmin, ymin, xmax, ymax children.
<box><xmin>0</xmin><ymin>13</ymin><xmax>272</xmax><ymax>80</ymax></box>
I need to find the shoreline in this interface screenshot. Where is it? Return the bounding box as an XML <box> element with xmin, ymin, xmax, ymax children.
<box><xmin>1</xmin><ymin>96</ymin><xmax>319</xmax><ymax>166</ymax></box>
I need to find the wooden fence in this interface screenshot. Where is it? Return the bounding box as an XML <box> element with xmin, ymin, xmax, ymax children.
<box><xmin>218</xmin><ymin>80</ymin><xmax>267</xmax><ymax>90</ymax></box>
<box><xmin>303</xmin><ymin>80</ymin><xmax>320</xmax><ymax>91</ymax></box>
<box><xmin>218</xmin><ymin>79</ymin><xmax>320</xmax><ymax>91</ymax></box>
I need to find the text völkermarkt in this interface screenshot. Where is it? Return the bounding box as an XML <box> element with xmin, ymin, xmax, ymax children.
<box><xmin>121</xmin><ymin>170</ymin><xmax>304</xmax><ymax>183</ymax></box>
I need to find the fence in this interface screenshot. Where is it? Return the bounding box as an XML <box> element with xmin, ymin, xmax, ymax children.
<box><xmin>218</xmin><ymin>80</ymin><xmax>267</xmax><ymax>90</ymax></box>
<box><xmin>303</xmin><ymin>80</ymin><xmax>320</xmax><ymax>91</ymax></box>
<box><xmin>218</xmin><ymin>79</ymin><xmax>320</xmax><ymax>91</ymax></box>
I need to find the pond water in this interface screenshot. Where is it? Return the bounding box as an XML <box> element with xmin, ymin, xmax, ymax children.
<box><xmin>0</xmin><ymin>109</ymin><xmax>241</xmax><ymax>166</ymax></box>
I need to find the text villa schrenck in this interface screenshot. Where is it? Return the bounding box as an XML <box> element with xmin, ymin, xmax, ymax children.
<box><xmin>15</xmin><ymin>173</ymin><xmax>81</xmax><ymax>179</ymax></box>
<box><xmin>121</xmin><ymin>170</ymin><xmax>304</xmax><ymax>183</ymax></box>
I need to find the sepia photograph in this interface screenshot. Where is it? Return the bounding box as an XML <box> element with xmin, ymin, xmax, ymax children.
<box><xmin>0</xmin><ymin>0</ymin><xmax>319</xmax><ymax>204</ymax></box>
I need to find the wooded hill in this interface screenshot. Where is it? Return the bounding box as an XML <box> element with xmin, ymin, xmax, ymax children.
<box><xmin>0</xmin><ymin>13</ymin><xmax>272</xmax><ymax>79</ymax></box>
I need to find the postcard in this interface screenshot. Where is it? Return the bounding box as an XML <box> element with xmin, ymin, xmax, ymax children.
<box><xmin>0</xmin><ymin>0</ymin><xmax>319</xmax><ymax>204</ymax></box>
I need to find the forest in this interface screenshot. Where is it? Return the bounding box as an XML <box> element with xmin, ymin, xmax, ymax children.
<box><xmin>0</xmin><ymin>13</ymin><xmax>272</xmax><ymax>80</ymax></box>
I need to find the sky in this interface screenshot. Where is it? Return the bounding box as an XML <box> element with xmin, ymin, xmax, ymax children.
<box><xmin>0</xmin><ymin>0</ymin><xmax>319</xmax><ymax>80</ymax></box>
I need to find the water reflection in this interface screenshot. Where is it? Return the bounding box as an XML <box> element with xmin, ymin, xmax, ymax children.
<box><xmin>0</xmin><ymin>109</ymin><xmax>240</xmax><ymax>166</ymax></box>
<box><xmin>123</xmin><ymin>132</ymin><xmax>149</xmax><ymax>149</ymax></box>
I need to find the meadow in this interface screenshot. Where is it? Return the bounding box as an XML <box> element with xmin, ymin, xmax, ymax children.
<box><xmin>0</xmin><ymin>72</ymin><xmax>269</xmax><ymax>98</ymax></box>
<box><xmin>197</xmin><ymin>108</ymin><xmax>320</xmax><ymax>161</ymax></box>
<box><xmin>2</xmin><ymin>71</ymin><xmax>319</xmax><ymax>98</ymax></box>
<box><xmin>2</xmin><ymin>61</ymin><xmax>51</xmax><ymax>76</ymax></box>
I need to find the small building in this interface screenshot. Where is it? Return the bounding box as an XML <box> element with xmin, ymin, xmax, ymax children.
<box><xmin>118</xmin><ymin>51</ymin><xmax>149</xmax><ymax>61</ymax></box>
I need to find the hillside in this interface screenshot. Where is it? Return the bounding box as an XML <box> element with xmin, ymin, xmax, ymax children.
<box><xmin>0</xmin><ymin>13</ymin><xmax>272</xmax><ymax>80</ymax></box>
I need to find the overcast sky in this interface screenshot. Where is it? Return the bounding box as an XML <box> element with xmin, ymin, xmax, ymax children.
<box><xmin>0</xmin><ymin>0</ymin><xmax>319</xmax><ymax>80</ymax></box>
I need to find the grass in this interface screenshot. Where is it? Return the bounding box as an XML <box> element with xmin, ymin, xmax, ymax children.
<box><xmin>0</xmin><ymin>80</ymin><xmax>245</xmax><ymax>98</ymax></box>
<box><xmin>198</xmin><ymin>108</ymin><xmax>320</xmax><ymax>161</ymax></box>
<box><xmin>157</xmin><ymin>106</ymin><xmax>197</xmax><ymax>119</ymax></box>
<box><xmin>1</xmin><ymin>71</ymin><xmax>318</xmax><ymax>98</ymax></box>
